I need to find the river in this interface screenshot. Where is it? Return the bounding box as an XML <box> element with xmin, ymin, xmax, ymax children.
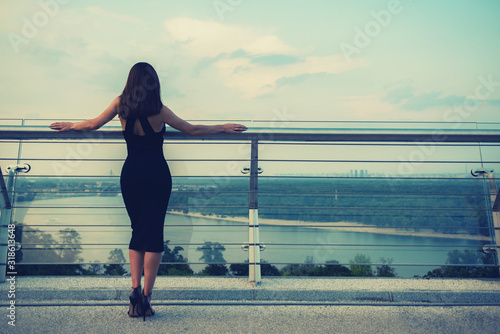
<box><xmin>12</xmin><ymin>196</ymin><xmax>483</xmax><ymax>278</ymax></box>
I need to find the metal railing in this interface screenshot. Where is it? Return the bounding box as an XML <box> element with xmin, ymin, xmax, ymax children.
<box><xmin>1</xmin><ymin>120</ymin><xmax>500</xmax><ymax>283</ymax></box>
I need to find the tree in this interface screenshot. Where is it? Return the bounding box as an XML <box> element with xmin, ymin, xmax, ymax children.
<box><xmin>57</xmin><ymin>228</ymin><xmax>83</xmax><ymax>262</ymax></box>
<box><xmin>84</xmin><ymin>261</ymin><xmax>103</xmax><ymax>275</ymax></box>
<box><xmin>261</xmin><ymin>262</ymin><xmax>281</xmax><ymax>276</ymax></box>
<box><xmin>349</xmin><ymin>254</ymin><xmax>373</xmax><ymax>277</ymax></box>
<box><xmin>229</xmin><ymin>263</ymin><xmax>248</xmax><ymax>276</ymax></box>
<box><xmin>376</xmin><ymin>257</ymin><xmax>396</xmax><ymax>277</ymax></box>
<box><xmin>103</xmin><ymin>248</ymin><xmax>126</xmax><ymax>276</ymax></box>
<box><xmin>281</xmin><ymin>256</ymin><xmax>318</xmax><ymax>276</ymax></box>
<box><xmin>16</xmin><ymin>225</ymin><xmax>86</xmax><ymax>275</ymax></box>
<box><xmin>55</xmin><ymin>228</ymin><xmax>86</xmax><ymax>274</ymax></box>
<box><xmin>424</xmin><ymin>250</ymin><xmax>499</xmax><ymax>278</ymax></box>
<box><xmin>197</xmin><ymin>241</ymin><xmax>226</xmax><ymax>263</ymax></box>
<box><xmin>318</xmin><ymin>260</ymin><xmax>352</xmax><ymax>277</ymax></box>
<box><xmin>158</xmin><ymin>240</ymin><xmax>193</xmax><ymax>275</ymax></box>
<box><xmin>230</xmin><ymin>260</ymin><xmax>281</xmax><ymax>277</ymax></box>
<box><xmin>281</xmin><ymin>257</ymin><xmax>352</xmax><ymax>277</ymax></box>
<box><xmin>197</xmin><ymin>241</ymin><xmax>228</xmax><ymax>276</ymax></box>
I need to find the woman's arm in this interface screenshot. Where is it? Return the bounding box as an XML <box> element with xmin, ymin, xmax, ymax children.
<box><xmin>161</xmin><ymin>105</ymin><xmax>247</xmax><ymax>136</ymax></box>
<box><xmin>49</xmin><ymin>97</ymin><xmax>119</xmax><ymax>132</ymax></box>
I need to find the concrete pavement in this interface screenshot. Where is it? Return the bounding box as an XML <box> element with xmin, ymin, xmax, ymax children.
<box><xmin>2</xmin><ymin>303</ymin><xmax>500</xmax><ymax>334</ymax></box>
<box><xmin>1</xmin><ymin>276</ymin><xmax>499</xmax><ymax>333</ymax></box>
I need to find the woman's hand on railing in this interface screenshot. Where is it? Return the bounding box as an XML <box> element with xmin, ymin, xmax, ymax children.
<box><xmin>49</xmin><ymin>122</ymin><xmax>74</xmax><ymax>132</ymax></box>
<box><xmin>222</xmin><ymin>123</ymin><xmax>247</xmax><ymax>134</ymax></box>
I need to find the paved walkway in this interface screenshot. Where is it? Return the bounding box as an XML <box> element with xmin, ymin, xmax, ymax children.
<box><xmin>1</xmin><ymin>277</ymin><xmax>499</xmax><ymax>333</ymax></box>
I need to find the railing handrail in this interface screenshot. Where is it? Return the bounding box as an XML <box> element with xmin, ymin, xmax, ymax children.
<box><xmin>2</xmin><ymin>117</ymin><xmax>500</xmax><ymax>125</ymax></box>
<box><xmin>1</xmin><ymin>127</ymin><xmax>500</xmax><ymax>142</ymax></box>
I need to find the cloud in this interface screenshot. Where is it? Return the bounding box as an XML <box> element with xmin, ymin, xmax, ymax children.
<box><xmin>215</xmin><ymin>55</ymin><xmax>367</xmax><ymax>98</ymax></box>
<box><xmin>401</xmin><ymin>92</ymin><xmax>464</xmax><ymax>111</ymax></box>
<box><xmin>382</xmin><ymin>86</ymin><xmax>415</xmax><ymax>104</ymax></box>
<box><xmin>250</xmin><ymin>54</ymin><xmax>303</xmax><ymax>66</ymax></box>
<box><xmin>85</xmin><ymin>6</ymin><xmax>147</xmax><ymax>27</ymax></box>
<box><xmin>487</xmin><ymin>99</ymin><xmax>500</xmax><ymax>106</ymax></box>
<box><xmin>384</xmin><ymin>86</ymin><xmax>474</xmax><ymax>111</ymax></box>
<box><xmin>275</xmin><ymin>73</ymin><xmax>327</xmax><ymax>88</ymax></box>
<box><xmin>193</xmin><ymin>53</ymin><xmax>227</xmax><ymax>76</ymax></box>
<box><xmin>164</xmin><ymin>18</ymin><xmax>368</xmax><ymax>97</ymax></box>
<box><xmin>164</xmin><ymin>18</ymin><xmax>297</xmax><ymax>58</ymax></box>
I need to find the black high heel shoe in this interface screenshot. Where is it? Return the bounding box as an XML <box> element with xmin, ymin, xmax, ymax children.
<box><xmin>127</xmin><ymin>285</ymin><xmax>142</xmax><ymax>317</ymax></box>
<box><xmin>141</xmin><ymin>290</ymin><xmax>155</xmax><ymax>321</ymax></box>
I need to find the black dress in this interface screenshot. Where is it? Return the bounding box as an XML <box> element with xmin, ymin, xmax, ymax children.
<box><xmin>120</xmin><ymin>117</ymin><xmax>172</xmax><ymax>252</ymax></box>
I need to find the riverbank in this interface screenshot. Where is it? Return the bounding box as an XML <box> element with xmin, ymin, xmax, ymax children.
<box><xmin>167</xmin><ymin>211</ymin><xmax>490</xmax><ymax>241</ymax></box>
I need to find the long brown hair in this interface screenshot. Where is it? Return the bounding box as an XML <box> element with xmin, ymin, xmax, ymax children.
<box><xmin>118</xmin><ymin>62</ymin><xmax>162</xmax><ymax>119</ymax></box>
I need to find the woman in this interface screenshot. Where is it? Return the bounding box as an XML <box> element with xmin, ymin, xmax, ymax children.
<box><xmin>50</xmin><ymin>62</ymin><xmax>247</xmax><ymax>320</ymax></box>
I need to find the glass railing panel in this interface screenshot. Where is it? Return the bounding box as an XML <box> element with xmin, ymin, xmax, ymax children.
<box><xmin>257</xmin><ymin>138</ymin><xmax>496</xmax><ymax>278</ymax></box>
<box><xmin>7</xmin><ymin>137</ymin><xmax>251</xmax><ymax>275</ymax></box>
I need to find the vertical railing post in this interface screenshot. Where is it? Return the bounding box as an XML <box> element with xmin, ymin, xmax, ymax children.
<box><xmin>0</xmin><ymin>164</ymin><xmax>30</xmax><ymax>282</ymax></box>
<box><xmin>0</xmin><ymin>168</ymin><xmax>13</xmax><ymax>282</ymax></box>
<box><xmin>487</xmin><ymin>172</ymin><xmax>500</xmax><ymax>274</ymax></box>
<box><xmin>248</xmin><ymin>139</ymin><xmax>261</xmax><ymax>284</ymax></box>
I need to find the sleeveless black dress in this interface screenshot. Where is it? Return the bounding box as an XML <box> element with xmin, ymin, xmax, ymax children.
<box><xmin>120</xmin><ymin>117</ymin><xmax>172</xmax><ymax>252</ymax></box>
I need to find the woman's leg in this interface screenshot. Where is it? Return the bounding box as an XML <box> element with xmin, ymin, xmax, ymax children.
<box><xmin>129</xmin><ymin>249</ymin><xmax>145</xmax><ymax>292</ymax></box>
<box><xmin>143</xmin><ymin>252</ymin><xmax>162</xmax><ymax>297</ymax></box>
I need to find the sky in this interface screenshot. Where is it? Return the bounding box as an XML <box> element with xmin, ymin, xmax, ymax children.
<box><xmin>1</xmin><ymin>0</ymin><xmax>500</xmax><ymax>125</ymax></box>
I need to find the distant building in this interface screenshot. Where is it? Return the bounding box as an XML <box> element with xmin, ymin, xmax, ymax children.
<box><xmin>349</xmin><ymin>169</ymin><xmax>369</xmax><ymax>178</ymax></box>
